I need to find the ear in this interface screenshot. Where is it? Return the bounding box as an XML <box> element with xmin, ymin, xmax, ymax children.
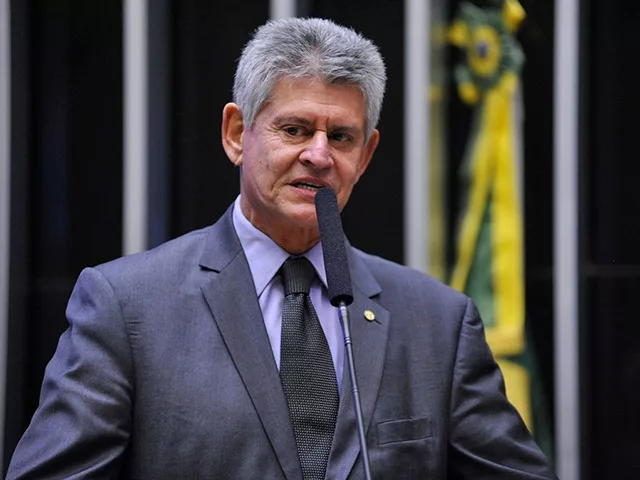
<box><xmin>222</xmin><ymin>103</ymin><xmax>245</xmax><ymax>166</ymax></box>
<box><xmin>355</xmin><ymin>128</ymin><xmax>379</xmax><ymax>182</ymax></box>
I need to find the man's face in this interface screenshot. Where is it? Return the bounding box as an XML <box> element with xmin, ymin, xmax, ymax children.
<box><xmin>223</xmin><ymin>77</ymin><xmax>379</xmax><ymax>252</ymax></box>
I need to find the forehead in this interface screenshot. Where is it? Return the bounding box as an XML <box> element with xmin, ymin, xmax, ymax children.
<box><xmin>260</xmin><ymin>77</ymin><xmax>367</xmax><ymax>129</ymax></box>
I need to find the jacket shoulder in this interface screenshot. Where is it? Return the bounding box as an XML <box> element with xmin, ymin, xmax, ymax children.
<box><xmin>94</xmin><ymin>227</ymin><xmax>211</xmax><ymax>289</ymax></box>
<box><xmin>353</xmin><ymin>248</ymin><xmax>469</xmax><ymax>309</ymax></box>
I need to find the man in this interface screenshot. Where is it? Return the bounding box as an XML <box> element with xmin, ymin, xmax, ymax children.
<box><xmin>8</xmin><ymin>17</ymin><xmax>555</xmax><ymax>479</ymax></box>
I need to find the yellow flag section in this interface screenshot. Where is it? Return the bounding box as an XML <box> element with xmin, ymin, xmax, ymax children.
<box><xmin>451</xmin><ymin>73</ymin><xmax>530</xmax><ymax>429</ymax></box>
<box><xmin>449</xmin><ymin>0</ymin><xmax>531</xmax><ymax>430</ymax></box>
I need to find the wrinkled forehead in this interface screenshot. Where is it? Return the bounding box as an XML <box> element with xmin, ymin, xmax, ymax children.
<box><xmin>260</xmin><ymin>76</ymin><xmax>367</xmax><ymax>122</ymax></box>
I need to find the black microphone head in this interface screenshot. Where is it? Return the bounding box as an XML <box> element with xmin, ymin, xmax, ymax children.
<box><xmin>314</xmin><ymin>187</ymin><xmax>353</xmax><ymax>306</ymax></box>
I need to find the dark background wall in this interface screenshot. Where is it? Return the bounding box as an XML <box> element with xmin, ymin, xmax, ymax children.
<box><xmin>5</xmin><ymin>0</ymin><xmax>124</xmax><ymax>466</ymax></box>
<box><xmin>170</xmin><ymin>0</ymin><xmax>268</xmax><ymax>240</ymax></box>
<box><xmin>5</xmin><ymin>0</ymin><xmax>640</xmax><ymax>478</ymax></box>
<box><xmin>580</xmin><ymin>0</ymin><xmax>640</xmax><ymax>476</ymax></box>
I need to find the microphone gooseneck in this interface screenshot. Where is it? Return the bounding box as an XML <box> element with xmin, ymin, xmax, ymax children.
<box><xmin>314</xmin><ymin>187</ymin><xmax>373</xmax><ymax>480</ymax></box>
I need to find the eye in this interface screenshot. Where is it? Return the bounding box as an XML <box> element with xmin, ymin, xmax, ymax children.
<box><xmin>282</xmin><ymin>126</ymin><xmax>308</xmax><ymax>137</ymax></box>
<box><xmin>330</xmin><ymin>131</ymin><xmax>353</xmax><ymax>143</ymax></box>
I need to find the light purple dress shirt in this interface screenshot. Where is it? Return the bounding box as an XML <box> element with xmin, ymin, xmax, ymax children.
<box><xmin>232</xmin><ymin>196</ymin><xmax>344</xmax><ymax>393</ymax></box>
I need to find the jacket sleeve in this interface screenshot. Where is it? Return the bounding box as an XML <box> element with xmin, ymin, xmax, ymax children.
<box><xmin>7</xmin><ymin>267</ymin><xmax>134</xmax><ymax>479</ymax></box>
<box><xmin>448</xmin><ymin>298</ymin><xmax>557</xmax><ymax>479</ymax></box>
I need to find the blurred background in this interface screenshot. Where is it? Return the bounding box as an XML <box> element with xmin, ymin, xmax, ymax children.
<box><xmin>0</xmin><ymin>0</ymin><xmax>638</xmax><ymax>479</ymax></box>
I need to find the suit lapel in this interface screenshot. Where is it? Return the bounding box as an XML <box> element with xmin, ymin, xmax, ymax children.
<box><xmin>199</xmin><ymin>207</ymin><xmax>302</xmax><ymax>480</ymax></box>
<box><xmin>326</xmin><ymin>247</ymin><xmax>390</xmax><ymax>480</ymax></box>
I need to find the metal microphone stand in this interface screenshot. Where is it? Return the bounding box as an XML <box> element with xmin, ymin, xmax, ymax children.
<box><xmin>338</xmin><ymin>301</ymin><xmax>373</xmax><ymax>480</ymax></box>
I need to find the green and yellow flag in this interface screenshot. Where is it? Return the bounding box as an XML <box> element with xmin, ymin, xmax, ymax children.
<box><xmin>448</xmin><ymin>0</ymin><xmax>551</xmax><ymax>457</ymax></box>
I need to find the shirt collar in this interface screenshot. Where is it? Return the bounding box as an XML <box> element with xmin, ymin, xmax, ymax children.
<box><xmin>232</xmin><ymin>196</ymin><xmax>328</xmax><ymax>297</ymax></box>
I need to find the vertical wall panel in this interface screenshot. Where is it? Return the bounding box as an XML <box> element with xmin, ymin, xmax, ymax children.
<box><xmin>404</xmin><ymin>0</ymin><xmax>430</xmax><ymax>273</ymax></box>
<box><xmin>0</xmin><ymin>0</ymin><xmax>11</xmax><ymax>468</ymax></box>
<box><xmin>124</xmin><ymin>0</ymin><xmax>148</xmax><ymax>254</ymax></box>
<box><xmin>270</xmin><ymin>0</ymin><xmax>295</xmax><ymax>19</ymax></box>
<box><xmin>171</xmin><ymin>0</ymin><xmax>269</xmax><ymax>236</ymax></box>
<box><xmin>582</xmin><ymin>0</ymin><xmax>640</xmax><ymax>477</ymax></box>
<box><xmin>3</xmin><ymin>0</ymin><xmax>32</xmax><ymax>470</ymax></box>
<box><xmin>147</xmin><ymin>0</ymin><xmax>171</xmax><ymax>247</ymax></box>
<box><xmin>554</xmin><ymin>0</ymin><xmax>580</xmax><ymax>477</ymax></box>
<box><xmin>519</xmin><ymin>1</ymin><xmax>556</xmax><ymax>440</ymax></box>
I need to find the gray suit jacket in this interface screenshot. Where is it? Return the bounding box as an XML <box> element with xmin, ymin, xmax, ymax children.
<box><xmin>7</xmin><ymin>205</ymin><xmax>555</xmax><ymax>479</ymax></box>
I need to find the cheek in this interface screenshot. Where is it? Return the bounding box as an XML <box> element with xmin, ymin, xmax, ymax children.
<box><xmin>244</xmin><ymin>145</ymin><xmax>272</xmax><ymax>177</ymax></box>
<box><xmin>245</xmin><ymin>156</ymin><xmax>281</xmax><ymax>195</ymax></box>
<box><xmin>336</xmin><ymin>180</ymin><xmax>356</xmax><ymax>201</ymax></box>
<box><xmin>339</xmin><ymin>159</ymin><xmax>362</xmax><ymax>184</ymax></box>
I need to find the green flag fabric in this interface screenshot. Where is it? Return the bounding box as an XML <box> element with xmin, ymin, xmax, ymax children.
<box><xmin>448</xmin><ymin>0</ymin><xmax>553</xmax><ymax>460</ymax></box>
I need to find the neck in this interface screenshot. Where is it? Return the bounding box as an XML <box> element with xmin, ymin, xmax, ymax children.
<box><xmin>273</xmin><ymin>231</ymin><xmax>320</xmax><ymax>255</ymax></box>
<box><xmin>238</xmin><ymin>202</ymin><xmax>321</xmax><ymax>255</ymax></box>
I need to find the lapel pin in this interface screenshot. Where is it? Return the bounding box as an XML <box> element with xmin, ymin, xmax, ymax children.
<box><xmin>364</xmin><ymin>309</ymin><xmax>376</xmax><ymax>322</ymax></box>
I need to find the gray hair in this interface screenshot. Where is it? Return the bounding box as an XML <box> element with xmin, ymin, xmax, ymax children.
<box><xmin>233</xmin><ymin>17</ymin><xmax>387</xmax><ymax>139</ymax></box>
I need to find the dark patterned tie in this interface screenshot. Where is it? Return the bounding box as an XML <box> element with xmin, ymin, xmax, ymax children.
<box><xmin>280</xmin><ymin>257</ymin><xmax>339</xmax><ymax>480</ymax></box>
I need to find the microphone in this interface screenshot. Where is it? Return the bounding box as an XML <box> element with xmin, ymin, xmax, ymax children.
<box><xmin>314</xmin><ymin>187</ymin><xmax>353</xmax><ymax>306</ymax></box>
<box><xmin>314</xmin><ymin>187</ymin><xmax>373</xmax><ymax>480</ymax></box>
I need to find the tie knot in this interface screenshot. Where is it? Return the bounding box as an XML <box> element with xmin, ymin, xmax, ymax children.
<box><xmin>281</xmin><ymin>257</ymin><xmax>315</xmax><ymax>296</ymax></box>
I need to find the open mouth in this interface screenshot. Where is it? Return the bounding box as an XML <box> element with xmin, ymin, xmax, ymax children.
<box><xmin>292</xmin><ymin>181</ymin><xmax>323</xmax><ymax>191</ymax></box>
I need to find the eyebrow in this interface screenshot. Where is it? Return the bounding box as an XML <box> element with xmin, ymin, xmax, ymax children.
<box><xmin>273</xmin><ymin>115</ymin><xmax>314</xmax><ymax>127</ymax></box>
<box><xmin>273</xmin><ymin>115</ymin><xmax>363</xmax><ymax>136</ymax></box>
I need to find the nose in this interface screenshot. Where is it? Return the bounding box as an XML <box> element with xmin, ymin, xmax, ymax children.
<box><xmin>299</xmin><ymin>131</ymin><xmax>333</xmax><ymax>169</ymax></box>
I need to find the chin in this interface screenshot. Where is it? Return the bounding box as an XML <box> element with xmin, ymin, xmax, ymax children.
<box><xmin>282</xmin><ymin>202</ymin><xmax>317</xmax><ymax>221</ymax></box>
<box><xmin>292</xmin><ymin>214</ymin><xmax>318</xmax><ymax>229</ymax></box>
